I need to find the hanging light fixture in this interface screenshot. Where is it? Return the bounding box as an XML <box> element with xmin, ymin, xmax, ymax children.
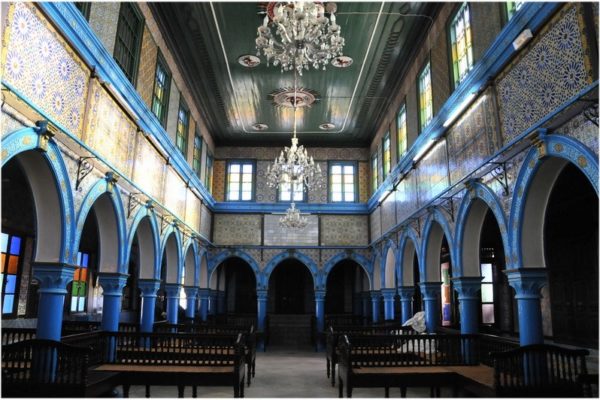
<box><xmin>256</xmin><ymin>1</ymin><xmax>345</xmax><ymax>75</ymax></box>
<box><xmin>279</xmin><ymin>202</ymin><xmax>308</xmax><ymax>229</ymax></box>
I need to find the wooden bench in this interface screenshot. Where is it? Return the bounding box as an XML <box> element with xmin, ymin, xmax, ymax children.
<box><xmin>95</xmin><ymin>331</ymin><xmax>246</xmax><ymax>397</ymax></box>
<box><xmin>337</xmin><ymin>333</ymin><xmax>484</xmax><ymax>397</ymax></box>
<box><xmin>2</xmin><ymin>338</ymin><xmax>119</xmax><ymax>397</ymax></box>
<box><xmin>326</xmin><ymin>324</ymin><xmax>414</xmax><ymax>386</ymax></box>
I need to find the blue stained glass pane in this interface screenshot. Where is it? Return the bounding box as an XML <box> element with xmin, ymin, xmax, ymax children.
<box><xmin>9</xmin><ymin>236</ymin><xmax>21</xmax><ymax>255</ymax></box>
<box><xmin>82</xmin><ymin>254</ymin><xmax>89</xmax><ymax>267</ymax></box>
<box><xmin>3</xmin><ymin>294</ymin><xmax>14</xmax><ymax>314</ymax></box>
<box><xmin>1</xmin><ymin>233</ymin><xmax>8</xmax><ymax>253</ymax></box>
<box><xmin>78</xmin><ymin>297</ymin><xmax>85</xmax><ymax>312</ymax></box>
<box><xmin>5</xmin><ymin>275</ymin><xmax>16</xmax><ymax>293</ymax></box>
<box><xmin>71</xmin><ymin>298</ymin><xmax>78</xmax><ymax>312</ymax></box>
<box><xmin>77</xmin><ymin>252</ymin><xmax>82</xmax><ymax>266</ymax></box>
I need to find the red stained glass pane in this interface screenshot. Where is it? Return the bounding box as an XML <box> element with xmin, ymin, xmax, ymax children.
<box><xmin>1</xmin><ymin>253</ymin><xmax>5</xmax><ymax>273</ymax></box>
<box><xmin>7</xmin><ymin>256</ymin><xmax>18</xmax><ymax>274</ymax></box>
<box><xmin>74</xmin><ymin>269</ymin><xmax>80</xmax><ymax>281</ymax></box>
<box><xmin>79</xmin><ymin>268</ymin><xmax>87</xmax><ymax>282</ymax></box>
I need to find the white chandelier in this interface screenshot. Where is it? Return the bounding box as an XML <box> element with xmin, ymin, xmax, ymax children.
<box><xmin>279</xmin><ymin>202</ymin><xmax>308</xmax><ymax>229</ymax></box>
<box><xmin>256</xmin><ymin>1</ymin><xmax>345</xmax><ymax>75</ymax></box>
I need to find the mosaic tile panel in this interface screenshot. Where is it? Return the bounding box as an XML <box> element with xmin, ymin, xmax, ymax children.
<box><xmin>88</xmin><ymin>2</ymin><xmax>120</xmax><ymax>55</ymax></box>
<box><xmin>185</xmin><ymin>191</ymin><xmax>201</xmax><ymax>233</ymax></box>
<box><xmin>320</xmin><ymin>249</ymin><xmax>339</xmax><ymax>265</ymax></box>
<box><xmin>3</xmin><ymin>2</ymin><xmax>90</xmax><ymax>137</ymax></box>
<box><xmin>84</xmin><ymin>79</ymin><xmax>137</xmax><ymax>178</ymax></box>
<box><xmin>137</xmin><ymin>25</ymin><xmax>158</xmax><ymax>109</ymax></box>
<box><xmin>261</xmin><ymin>249</ymin><xmax>281</xmax><ymax>269</ymax></box>
<box><xmin>370</xmin><ymin>208</ymin><xmax>381</xmax><ymax>241</ymax></box>
<box><xmin>164</xmin><ymin>167</ymin><xmax>187</xmax><ymax>221</ymax></box>
<box><xmin>380</xmin><ymin>194</ymin><xmax>396</xmax><ymax>234</ymax></box>
<box><xmin>496</xmin><ymin>5</ymin><xmax>594</xmax><ymax>143</ymax></box>
<box><xmin>447</xmin><ymin>89</ymin><xmax>500</xmax><ymax>186</ymax></box>
<box><xmin>1</xmin><ymin>109</ymin><xmax>27</xmax><ymax>136</ymax></box>
<box><xmin>320</xmin><ymin>215</ymin><xmax>369</xmax><ymax>246</ymax></box>
<box><xmin>395</xmin><ymin>170</ymin><xmax>419</xmax><ymax>224</ymax></box>
<box><xmin>264</xmin><ymin>214</ymin><xmax>318</xmax><ymax>246</ymax></box>
<box><xmin>558</xmin><ymin>112</ymin><xmax>599</xmax><ymax>158</ymax></box>
<box><xmin>200</xmin><ymin>204</ymin><xmax>212</xmax><ymax>240</ymax></box>
<box><xmin>308</xmin><ymin>161</ymin><xmax>328</xmax><ymax>203</ymax></box>
<box><xmin>255</xmin><ymin>160</ymin><xmax>276</xmax><ymax>202</ymax></box>
<box><xmin>302</xmin><ymin>249</ymin><xmax>320</xmax><ymax>268</ymax></box>
<box><xmin>133</xmin><ymin>136</ymin><xmax>165</xmax><ymax>204</ymax></box>
<box><xmin>215</xmin><ymin>146</ymin><xmax>369</xmax><ymax>161</ymax></box>
<box><xmin>415</xmin><ymin>139</ymin><xmax>450</xmax><ymax>206</ymax></box>
<box><xmin>212</xmin><ymin>160</ymin><xmax>225</xmax><ymax>202</ymax></box>
<box><xmin>213</xmin><ymin>214</ymin><xmax>262</xmax><ymax>246</ymax></box>
<box><xmin>358</xmin><ymin>161</ymin><xmax>369</xmax><ymax>203</ymax></box>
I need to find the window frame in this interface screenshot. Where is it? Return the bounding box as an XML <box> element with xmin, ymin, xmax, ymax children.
<box><xmin>328</xmin><ymin>161</ymin><xmax>358</xmax><ymax>203</ymax></box>
<box><xmin>382</xmin><ymin>130</ymin><xmax>391</xmax><ymax>179</ymax></box>
<box><xmin>74</xmin><ymin>2</ymin><xmax>91</xmax><ymax>21</ymax></box>
<box><xmin>448</xmin><ymin>2</ymin><xmax>474</xmax><ymax>89</ymax></box>
<box><xmin>371</xmin><ymin>152</ymin><xmax>379</xmax><ymax>193</ymax></box>
<box><xmin>192</xmin><ymin>130</ymin><xmax>203</xmax><ymax>178</ymax></box>
<box><xmin>396</xmin><ymin>102</ymin><xmax>407</xmax><ymax>161</ymax></box>
<box><xmin>225</xmin><ymin>159</ymin><xmax>256</xmax><ymax>202</ymax></box>
<box><xmin>1</xmin><ymin>232</ymin><xmax>24</xmax><ymax>318</ymax></box>
<box><xmin>175</xmin><ymin>101</ymin><xmax>190</xmax><ymax>158</ymax></box>
<box><xmin>70</xmin><ymin>251</ymin><xmax>90</xmax><ymax>314</ymax></box>
<box><xmin>417</xmin><ymin>58</ymin><xmax>433</xmax><ymax>133</ymax></box>
<box><xmin>277</xmin><ymin>176</ymin><xmax>306</xmax><ymax>203</ymax></box>
<box><xmin>113</xmin><ymin>2</ymin><xmax>144</xmax><ymax>86</ymax></box>
<box><xmin>151</xmin><ymin>51</ymin><xmax>171</xmax><ymax>128</ymax></box>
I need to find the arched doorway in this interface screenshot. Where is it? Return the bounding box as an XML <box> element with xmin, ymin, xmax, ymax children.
<box><xmin>545</xmin><ymin>163</ymin><xmax>598</xmax><ymax>347</ymax></box>
<box><xmin>268</xmin><ymin>259</ymin><xmax>314</xmax><ymax>314</ymax></box>
<box><xmin>325</xmin><ymin>259</ymin><xmax>367</xmax><ymax>315</ymax></box>
<box><xmin>211</xmin><ymin>257</ymin><xmax>257</xmax><ymax>315</ymax></box>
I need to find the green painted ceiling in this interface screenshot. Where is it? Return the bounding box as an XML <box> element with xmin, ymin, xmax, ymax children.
<box><xmin>150</xmin><ymin>2</ymin><xmax>441</xmax><ymax>147</ymax></box>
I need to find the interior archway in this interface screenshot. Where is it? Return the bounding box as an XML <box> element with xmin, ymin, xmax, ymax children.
<box><xmin>384</xmin><ymin>247</ymin><xmax>396</xmax><ymax>288</ymax></box>
<box><xmin>268</xmin><ymin>259</ymin><xmax>314</xmax><ymax>314</ymax></box>
<box><xmin>325</xmin><ymin>259</ymin><xmax>367</xmax><ymax>315</ymax></box>
<box><xmin>211</xmin><ymin>257</ymin><xmax>257</xmax><ymax>314</ymax></box>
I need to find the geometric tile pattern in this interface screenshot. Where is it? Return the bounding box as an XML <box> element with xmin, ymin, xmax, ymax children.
<box><xmin>212</xmin><ymin>160</ymin><xmax>226</xmax><ymax>202</ymax></box>
<box><xmin>137</xmin><ymin>25</ymin><xmax>158</xmax><ymax>109</ymax></box>
<box><xmin>558</xmin><ymin>112</ymin><xmax>599</xmax><ymax>158</ymax></box>
<box><xmin>213</xmin><ymin>214</ymin><xmax>262</xmax><ymax>245</ymax></box>
<box><xmin>395</xmin><ymin>170</ymin><xmax>419</xmax><ymax>224</ymax></box>
<box><xmin>370</xmin><ymin>209</ymin><xmax>381</xmax><ymax>242</ymax></box>
<box><xmin>263</xmin><ymin>214</ymin><xmax>319</xmax><ymax>246</ymax></box>
<box><xmin>415</xmin><ymin>139</ymin><xmax>450</xmax><ymax>206</ymax></box>
<box><xmin>320</xmin><ymin>215</ymin><xmax>369</xmax><ymax>246</ymax></box>
<box><xmin>380</xmin><ymin>194</ymin><xmax>396</xmax><ymax>234</ymax></box>
<box><xmin>358</xmin><ymin>161</ymin><xmax>369</xmax><ymax>203</ymax></box>
<box><xmin>164</xmin><ymin>167</ymin><xmax>187</xmax><ymax>224</ymax></box>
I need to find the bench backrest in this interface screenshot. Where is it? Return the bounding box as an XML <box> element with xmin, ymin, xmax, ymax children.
<box><xmin>327</xmin><ymin>325</ymin><xmax>414</xmax><ymax>355</ymax></box>
<box><xmin>1</xmin><ymin>328</ymin><xmax>36</xmax><ymax>345</ymax></box>
<box><xmin>491</xmin><ymin>344</ymin><xmax>589</xmax><ymax>397</ymax></box>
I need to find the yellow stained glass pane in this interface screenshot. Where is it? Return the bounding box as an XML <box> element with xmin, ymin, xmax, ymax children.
<box><xmin>7</xmin><ymin>256</ymin><xmax>18</xmax><ymax>274</ymax></box>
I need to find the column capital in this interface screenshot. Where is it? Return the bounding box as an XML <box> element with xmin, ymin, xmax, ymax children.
<box><xmin>314</xmin><ymin>290</ymin><xmax>326</xmax><ymax>300</ymax></box>
<box><xmin>32</xmin><ymin>263</ymin><xmax>77</xmax><ymax>294</ymax></box>
<box><xmin>184</xmin><ymin>286</ymin><xmax>199</xmax><ymax>299</ymax></box>
<box><xmin>138</xmin><ymin>279</ymin><xmax>161</xmax><ymax>297</ymax></box>
<box><xmin>419</xmin><ymin>282</ymin><xmax>442</xmax><ymax>300</ymax></box>
<box><xmin>256</xmin><ymin>289</ymin><xmax>268</xmax><ymax>300</ymax></box>
<box><xmin>98</xmin><ymin>273</ymin><xmax>128</xmax><ymax>297</ymax></box>
<box><xmin>504</xmin><ymin>268</ymin><xmax>547</xmax><ymax>299</ymax></box>
<box><xmin>198</xmin><ymin>288</ymin><xmax>210</xmax><ymax>298</ymax></box>
<box><xmin>164</xmin><ymin>283</ymin><xmax>181</xmax><ymax>298</ymax></box>
<box><xmin>451</xmin><ymin>276</ymin><xmax>483</xmax><ymax>300</ymax></box>
<box><xmin>381</xmin><ymin>288</ymin><xmax>396</xmax><ymax>300</ymax></box>
<box><xmin>397</xmin><ymin>286</ymin><xmax>414</xmax><ymax>300</ymax></box>
<box><xmin>370</xmin><ymin>290</ymin><xmax>381</xmax><ymax>300</ymax></box>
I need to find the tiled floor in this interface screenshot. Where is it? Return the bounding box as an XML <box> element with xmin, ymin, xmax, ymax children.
<box><xmin>123</xmin><ymin>345</ymin><xmax>449</xmax><ymax>398</ymax></box>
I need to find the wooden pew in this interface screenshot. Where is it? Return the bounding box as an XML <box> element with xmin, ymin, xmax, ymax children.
<box><xmin>1</xmin><ymin>338</ymin><xmax>119</xmax><ymax>397</ymax></box>
<box><xmin>94</xmin><ymin>331</ymin><xmax>246</xmax><ymax>398</ymax></box>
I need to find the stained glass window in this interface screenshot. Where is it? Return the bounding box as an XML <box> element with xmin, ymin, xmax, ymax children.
<box><xmin>397</xmin><ymin>104</ymin><xmax>407</xmax><ymax>159</ymax></box>
<box><xmin>382</xmin><ymin>131</ymin><xmax>391</xmax><ymax>179</ymax></box>
<box><xmin>151</xmin><ymin>53</ymin><xmax>171</xmax><ymax>127</ymax></box>
<box><xmin>193</xmin><ymin>131</ymin><xmax>203</xmax><ymax>177</ymax></box>
<box><xmin>114</xmin><ymin>3</ymin><xmax>143</xmax><ymax>84</ymax></box>
<box><xmin>450</xmin><ymin>3</ymin><xmax>473</xmax><ymax>86</ymax></box>
<box><xmin>1</xmin><ymin>233</ymin><xmax>22</xmax><ymax>316</ymax></box>
<box><xmin>226</xmin><ymin>161</ymin><xmax>254</xmax><ymax>201</ymax></box>
<box><xmin>418</xmin><ymin>61</ymin><xmax>433</xmax><ymax>131</ymax></box>
<box><xmin>329</xmin><ymin>162</ymin><xmax>356</xmax><ymax>202</ymax></box>
<box><xmin>371</xmin><ymin>152</ymin><xmax>379</xmax><ymax>193</ymax></box>
<box><xmin>71</xmin><ymin>252</ymin><xmax>89</xmax><ymax>313</ymax></box>
<box><xmin>176</xmin><ymin>102</ymin><xmax>190</xmax><ymax>157</ymax></box>
<box><xmin>480</xmin><ymin>262</ymin><xmax>495</xmax><ymax>324</ymax></box>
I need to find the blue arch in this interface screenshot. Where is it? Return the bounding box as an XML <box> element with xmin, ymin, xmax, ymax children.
<box><xmin>454</xmin><ymin>181</ymin><xmax>509</xmax><ymax>276</ymax></box>
<box><xmin>73</xmin><ymin>177</ymin><xmax>128</xmax><ymax>272</ymax></box>
<box><xmin>370</xmin><ymin>247</ymin><xmax>383</xmax><ymax>290</ymax></box>
<box><xmin>420</xmin><ymin>207</ymin><xmax>455</xmax><ymax>281</ymax></box>
<box><xmin>208</xmin><ymin>249</ymin><xmax>261</xmax><ymax>289</ymax></box>
<box><xmin>198</xmin><ymin>247</ymin><xmax>210</xmax><ymax>288</ymax></box>
<box><xmin>124</xmin><ymin>206</ymin><xmax>161</xmax><ymax>278</ymax></box>
<box><xmin>263</xmin><ymin>250</ymin><xmax>320</xmax><ymax>290</ymax></box>
<box><xmin>2</xmin><ymin>127</ymin><xmax>75</xmax><ymax>263</ymax></box>
<box><xmin>397</xmin><ymin>226</ymin><xmax>421</xmax><ymax>286</ymax></box>
<box><xmin>182</xmin><ymin>238</ymin><xmax>200</xmax><ymax>287</ymax></box>
<box><xmin>508</xmin><ymin>133</ymin><xmax>599</xmax><ymax>269</ymax></box>
<box><xmin>321</xmin><ymin>251</ymin><xmax>372</xmax><ymax>289</ymax></box>
<box><xmin>381</xmin><ymin>239</ymin><xmax>397</xmax><ymax>288</ymax></box>
<box><xmin>159</xmin><ymin>225</ymin><xmax>184</xmax><ymax>283</ymax></box>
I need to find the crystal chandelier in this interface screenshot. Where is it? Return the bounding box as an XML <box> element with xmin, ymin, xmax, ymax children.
<box><xmin>256</xmin><ymin>1</ymin><xmax>345</xmax><ymax>75</ymax></box>
<box><xmin>279</xmin><ymin>202</ymin><xmax>308</xmax><ymax>229</ymax></box>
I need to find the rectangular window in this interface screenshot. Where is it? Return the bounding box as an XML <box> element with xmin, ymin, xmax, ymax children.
<box><xmin>226</xmin><ymin>161</ymin><xmax>254</xmax><ymax>201</ymax></box>
<box><xmin>193</xmin><ymin>131</ymin><xmax>203</xmax><ymax>178</ymax></box>
<box><xmin>74</xmin><ymin>2</ymin><xmax>91</xmax><ymax>21</ymax></box>
<box><xmin>480</xmin><ymin>262</ymin><xmax>495</xmax><ymax>324</ymax></box>
<box><xmin>418</xmin><ymin>61</ymin><xmax>433</xmax><ymax>131</ymax></box>
<box><xmin>278</xmin><ymin>166</ymin><xmax>305</xmax><ymax>202</ymax></box>
<box><xmin>450</xmin><ymin>3</ymin><xmax>473</xmax><ymax>87</ymax></box>
<box><xmin>114</xmin><ymin>3</ymin><xmax>143</xmax><ymax>85</ymax></box>
<box><xmin>151</xmin><ymin>53</ymin><xmax>171</xmax><ymax>127</ymax></box>
<box><xmin>382</xmin><ymin>131</ymin><xmax>391</xmax><ymax>179</ymax></box>
<box><xmin>329</xmin><ymin>162</ymin><xmax>356</xmax><ymax>202</ymax></box>
<box><xmin>1</xmin><ymin>232</ymin><xmax>22</xmax><ymax>316</ymax></box>
<box><xmin>371</xmin><ymin>152</ymin><xmax>378</xmax><ymax>193</ymax></box>
<box><xmin>506</xmin><ymin>1</ymin><xmax>523</xmax><ymax>21</ymax></box>
<box><xmin>71</xmin><ymin>252</ymin><xmax>89</xmax><ymax>313</ymax></box>
<box><xmin>205</xmin><ymin>151</ymin><xmax>213</xmax><ymax>193</ymax></box>
<box><xmin>397</xmin><ymin>104</ymin><xmax>407</xmax><ymax>159</ymax></box>
<box><xmin>175</xmin><ymin>102</ymin><xmax>189</xmax><ymax>157</ymax></box>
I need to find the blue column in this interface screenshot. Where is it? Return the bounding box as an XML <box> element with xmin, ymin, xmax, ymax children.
<box><xmin>98</xmin><ymin>273</ymin><xmax>128</xmax><ymax>362</ymax></box>
<box><xmin>419</xmin><ymin>282</ymin><xmax>442</xmax><ymax>333</ymax></box>
<box><xmin>164</xmin><ymin>283</ymin><xmax>181</xmax><ymax>325</ymax></box>
<box><xmin>370</xmin><ymin>290</ymin><xmax>381</xmax><ymax>324</ymax></box>
<box><xmin>198</xmin><ymin>288</ymin><xmax>210</xmax><ymax>322</ymax></box>
<box><xmin>505</xmin><ymin>269</ymin><xmax>548</xmax><ymax>345</ymax></box>
<box><xmin>361</xmin><ymin>291</ymin><xmax>371</xmax><ymax>319</ymax></box>
<box><xmin>381</xmin><ymin>288</ymin><xmax>396</xmax><ymax>321</ymax></box>
<box><xmin>217</xmin><ymin>290</ymin><xmax>226</xmax><ymax>314</ymax></box>
<box><xmin>314</xmin><ymin>290</ymin><xmax>326</xmax><ymax>351</ymax></box>
<box><xmin>452</xmin><ymin>277</ymin><xmax>483</xmax><ymax>364</ymax></box>
<box><xmin>184</xmin><ymin>286</ymin><xmax>199</xmax><ymax>321</ymax></box>
<box><xmin>32</xmin><ymin>263</ymin><xmax>76</xmax><ymax>340</ymax></box>
<box><xmin>208</xmin><ymin>289</ymin><xmax>216</xmax><ymax>316</ymax></box>
<box><xmin>397</xmin><ymin>286</ymin><xmax>414</xmax><ymax>324</ymax></box>
<box><xmin>256</xmin><ymin>289</ymin><xmax>268</xmax><ymax>351</ymax></box>
<box><xmin>138</xmin><ymin>279</ymin><xmax>161</xmax><ymax>333</ymax></box>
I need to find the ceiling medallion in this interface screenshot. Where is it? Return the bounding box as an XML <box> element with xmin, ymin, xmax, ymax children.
<box><xmin>256</xmin><ymin>1</ymin><xmax>345</xmax><ymax>75</ymax></box>
<box><xmin>238</xmin><ymin>54</ymin><xmax>261</xmax><ymax>68</ymax></box>
<box><xmin>268</xmin><ymin>87</ymin><xmax>320</xmax><ymax>108</ymax></box>
<box><xmin>319</xmin><ymin>122</ymin><xmax>335</xmax><ymax>130</ymax></box>
<box><xmin>331</xmin><ymin>55</ymin><xmax>353</xmax><ymax>68</ymax></box>
<box><xmin>252</xmin><ymin>123</ymin><xmax>269</xmax><ymax>131</ymax></box>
